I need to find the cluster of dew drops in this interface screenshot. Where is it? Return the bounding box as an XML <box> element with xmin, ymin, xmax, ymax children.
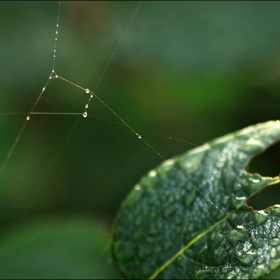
<box><xmin>83</xmin><ymin>88</ymin><xmax>94</xmax><ymax>118</ymax></box>
<box><xmin>51</xmin><ymin>12</ymin><xmax>142</xmax><ymax>141</ymax></box>
<box><xmin>54</xmin><ymin>23</ymin><xmax>92</xmax><ymax>119</ymax></box>
<box><xmin>26</xmin><ymin>21</ymin><xmax>143</xmax><ymax>142</ymax></box>
<box><xmin>82</xmin><ymin>88</ymin><xmax>142</xmax><ymax>140</ymax></box>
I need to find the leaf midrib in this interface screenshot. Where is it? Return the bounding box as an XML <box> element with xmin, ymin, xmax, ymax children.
<box><xmin>148</xmin><ymin>211</ymin><xmax>232</xmax><ymax>279</ymax></box>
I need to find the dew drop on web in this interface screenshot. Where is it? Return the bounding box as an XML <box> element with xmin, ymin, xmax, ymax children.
<box><xmin>83</xmin><ymin>112</ymin><xmax>88</xmax><ymax>118</ymax></box>
<box><xmin>85</xmin><ymin>104</ymin><xmax>88</xmax><ymax>109</ymax></box>
<box><xmin>85</xmin><ymin>89</ymin><xmax>90</xmax><ymax>94</ymax></box>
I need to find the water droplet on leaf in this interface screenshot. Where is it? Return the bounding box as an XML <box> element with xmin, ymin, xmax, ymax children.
<box><xmin>270</xmin><ymin>248</ymin><xmax>277</xmax><ymax>258</ymax></box>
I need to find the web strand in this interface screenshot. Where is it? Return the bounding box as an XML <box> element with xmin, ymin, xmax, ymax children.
<box><xmin>0</xmin><ymin>2</ymin><xmax>226</xmax><ymax>216</ymax></box>
<box><xmin>87</xmin><ymin>2</ymin><xmax>142</xmax><ymax>109</ymax></box>
<box><xmin>88</xmin><ymin>89</ymin><xmax>224</xmax><ymax>213</ymax></box>
<box><xmin>0</xmin><ymin>121</ymin><xmax>28</xmax><ymax>178</ymax></box>
<box><xmin>0</xmin><ymin>77</ymin><xmax>50</xmax><ymax>179</ymax></box>
<box><xmin>52</xmin><ymin>1</ymin><xmax>61</xmax><ymax>71</ymax></box>
<box><xmin>0</xmin><ymin>2</ymin><xmax>263</xmax><ymax>278</ymax></box>
<box><xmin>0</xmin><ymin>112</ymin><xmax>198</xmax><ymax>146</ymax></box>
<box><xmin>52</xmin><ymin>68</ymin><xmax>224</xmax><ymax>212</ymax></box>
<box><xmin>0</xmin><ymin>3</ymin><xmax>253</xmax><ymax>277</ymax></box>
<box><xmin>37</xmin><ymin>2</ymin><xmax>144</xmax><ymax>185</ymax></box>
<box><xmin>0</xmin><ymin>2</ymin><xmax>62</xmax><ymax>180</ymax></box>
<box><xmin>38</xmin><ymin>116</ymin><xmax>82</xmax><ymax>192</ymax></box>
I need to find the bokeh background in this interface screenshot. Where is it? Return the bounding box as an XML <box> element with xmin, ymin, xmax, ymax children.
<box><xmin>1</xmin><ymin>1</ymin><xmax>280</xmax><ymax>278</ymax></box>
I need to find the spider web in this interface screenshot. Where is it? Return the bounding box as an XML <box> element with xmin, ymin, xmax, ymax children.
<box><xmin>1</xmin><ymin>3</ymin><xmax>280</xmax><ymax>276</ymax></box>
<box><xmin>0</xmin><ymin>2</ymin><xmax>280</xmax><ymax>278</ymax></box>
<box><xmin>0</xmin><ymin>1</ymin><xmax>223</xmax><ymax>221</ymax></box>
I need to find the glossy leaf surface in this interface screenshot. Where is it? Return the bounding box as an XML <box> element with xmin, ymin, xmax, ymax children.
<box><xmin>112</xmin><ymin>121</ymin><xmax>280</xmax><ymax>279</ymax></box>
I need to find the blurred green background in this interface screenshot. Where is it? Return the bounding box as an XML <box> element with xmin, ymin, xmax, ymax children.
<box><xmin>1</xmin><ymin>1</ymin><xmax>280</xmax><ymax>278</ymax></box>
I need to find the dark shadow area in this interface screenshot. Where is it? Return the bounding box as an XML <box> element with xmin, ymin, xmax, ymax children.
<box><xmin>246</xmin><ymin>141</ymin><xmax>280</xmax><ymax>210</ymax></box>
<box><xmin>246</xmin><ymin>141</ymin><xmax>280</xmax><ymax>178</ymax></box>
<box><xmin>247</xmin><ymin>183</ymin><xmax>280</xmax><ymax>211</ymax></box>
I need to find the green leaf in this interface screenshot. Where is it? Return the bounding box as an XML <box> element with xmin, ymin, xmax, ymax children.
<box><xmin>112</xmin><ymin>121</ymin><xmax>280</xmax><ymax>279</ymax></box>
<box><xmin>0</xmin><ymin>215</ymin><xmax>121</xmax><ymax>279</ymax></box>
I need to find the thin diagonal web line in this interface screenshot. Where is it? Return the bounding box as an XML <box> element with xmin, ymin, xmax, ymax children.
<box><xmin>0</xmin><ymin>112</ymin><xmax>199</xmax><ymax>146</ymax></box>
<box><xmin>37</xmin><ymin>2</ymin><xmax>143</xmax><ymax>187</ymax></box>
<box><xmin>0</xmin><ymin>3</ymin><xmax>246</xmax><ymax>278</ymax></box>
<box><xmin>0</xmin><ymin>2</ymin><xmax>61</xmax><ymax>179</ymax></box>
<box><xmin>1</xmin><ymin>1</ymin><xmax>224</xmax><ymax>216</ymax></box>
